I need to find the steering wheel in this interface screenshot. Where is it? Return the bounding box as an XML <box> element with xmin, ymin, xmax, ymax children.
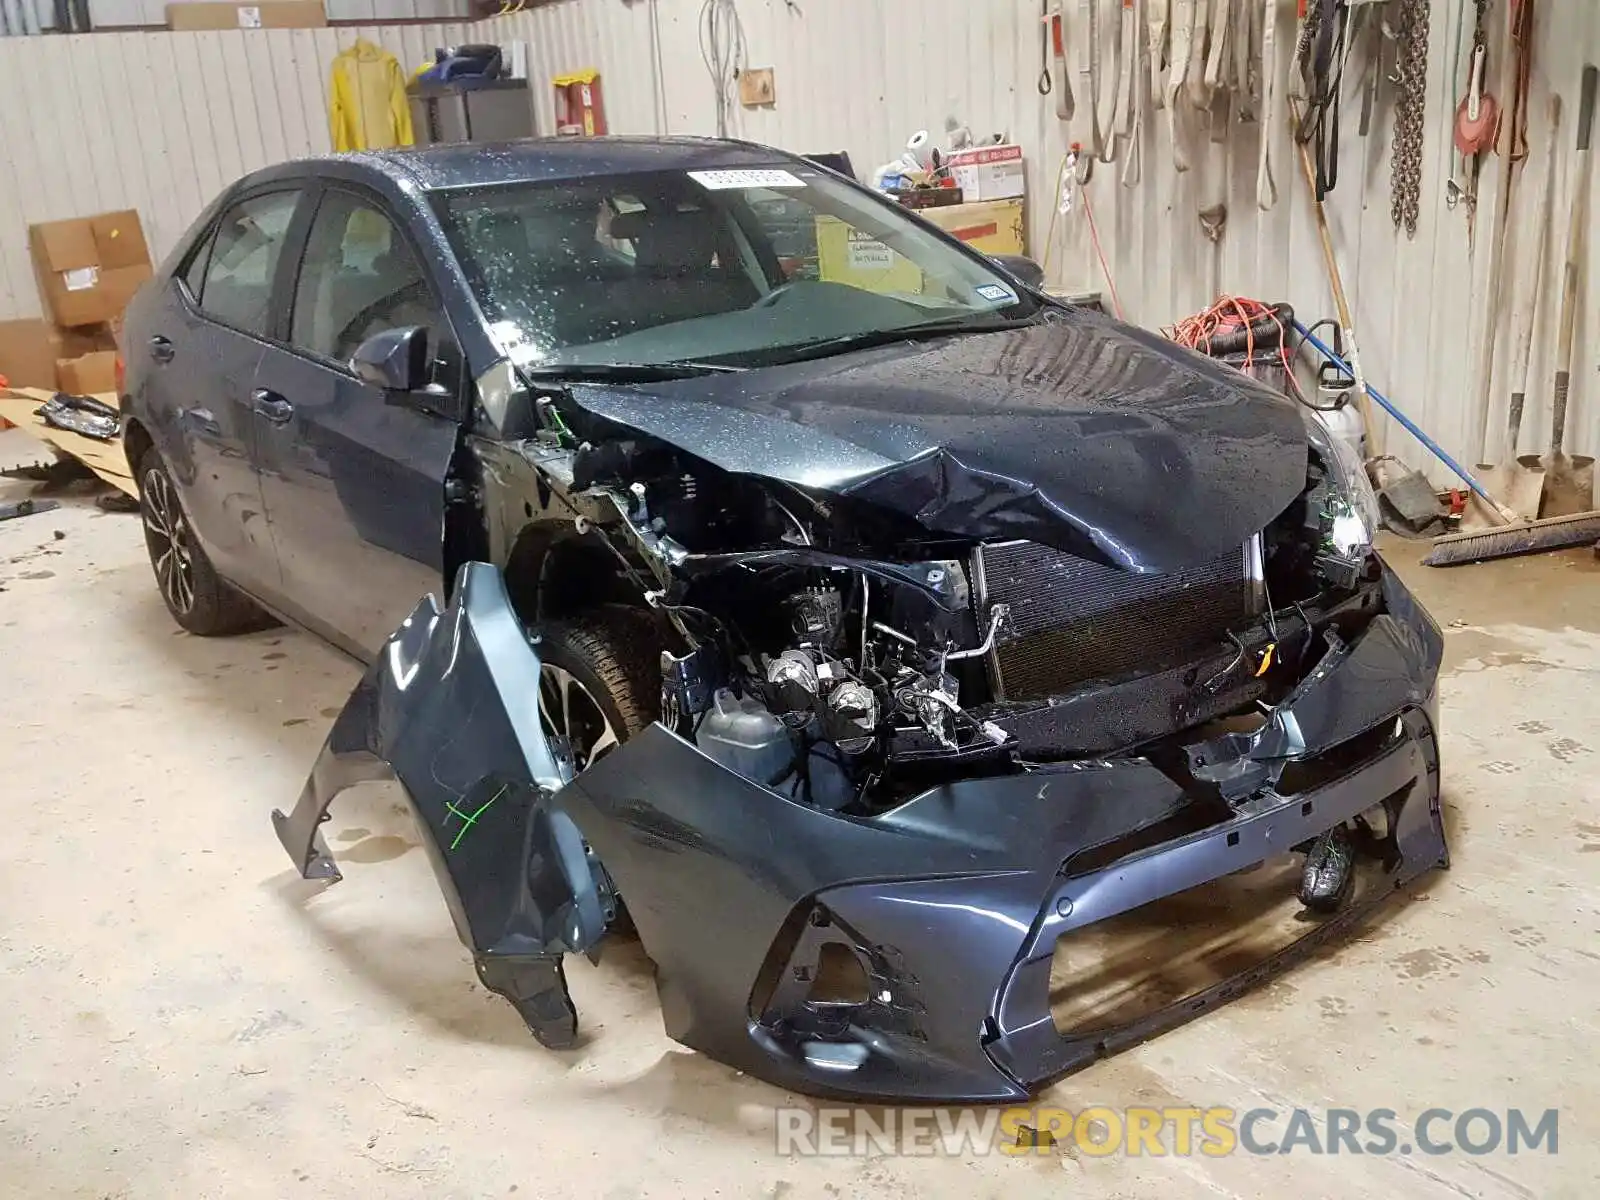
<box><xmin>755</xmin><ymin>279</ymin><xmax>804</xmax><ymax>309</ymax></box>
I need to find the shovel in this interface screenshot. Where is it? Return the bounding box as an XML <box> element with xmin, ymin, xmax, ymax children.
<box><xmin>1465</xmin><ymin>95</ymin><xmax>1560</xmax><ymax>530</ymax></box>
<box><xmin>1540</xmin><ymin>65</ymin><xmax>1598</xmax><ymax>517</ymax></box>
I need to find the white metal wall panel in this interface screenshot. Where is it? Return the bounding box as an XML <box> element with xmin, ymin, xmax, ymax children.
<box><xmin>0</xmin><ymin>19</ymin><xmax>476</xmax><ymax>322</ymax></box>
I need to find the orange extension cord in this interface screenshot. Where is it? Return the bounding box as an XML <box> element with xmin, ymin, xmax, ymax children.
<box><xmin>1165</xmin><ymin>295</ymin><xmax>1307</xmax><ymax>402</ymax></box>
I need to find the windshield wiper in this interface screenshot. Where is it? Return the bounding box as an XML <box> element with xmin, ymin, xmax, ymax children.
<box><xmin>748</xmin><ymin>315</ymin><xmax>1033</xmax><ymax>367</ymax></box>
<box><xmin>520</xmin><ymin>360</ymin><xmax>744</xmax><ymax>383</ymax></box>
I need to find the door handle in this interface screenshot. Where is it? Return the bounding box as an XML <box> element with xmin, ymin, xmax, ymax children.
<box><xmin>251</xmin><ymin>388</ymin><xmax>294</xmax><ymax>424</ymax></box>
<box><xmin>149</xmin><ymin>335</ymin><xmax>175</xmax><ymax>364</ymax></box>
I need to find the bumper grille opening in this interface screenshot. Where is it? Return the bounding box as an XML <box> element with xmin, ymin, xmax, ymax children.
<box><xmin>977</xmin><ymin>541</ymin><xmax>1252</xmax><ymax>700</ymax></box>
<box><xmin>1049</xmin><ymin>853</ymin><xmax>1392</xmax><ymax>1038</ymax></box>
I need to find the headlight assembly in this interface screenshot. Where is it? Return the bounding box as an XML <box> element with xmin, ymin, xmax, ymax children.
<box><xmin>1304</xmin><ymin>407</ymin><xmax>1380</xmax><ymax>562</ymax></box>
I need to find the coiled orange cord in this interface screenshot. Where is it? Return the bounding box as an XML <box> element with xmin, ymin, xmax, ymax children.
<box><xmin>1165</xmin><ymin>295</ymin><xmax>1306</xmax><ymax>402</ymax></box>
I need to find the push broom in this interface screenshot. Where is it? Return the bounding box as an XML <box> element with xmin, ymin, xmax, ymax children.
<box><xmin>1294</xmin><ymin>325</ymin><xmax>1600</xmax><ymax>566</ymax></box>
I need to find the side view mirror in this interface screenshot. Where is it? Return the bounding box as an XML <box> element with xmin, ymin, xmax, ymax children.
<box><xmin>351</xmin><ymin>326</ymin><xmax>430</xmax><ymax>392</ymax></box>
<box><xmin>988</xmin><ymin>253</ymin><xmax>1045</xmax><ymax>290</ymax></box>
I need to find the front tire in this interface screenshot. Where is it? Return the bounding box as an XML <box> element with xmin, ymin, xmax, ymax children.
<box><xmin>137</xmin><ymin>447</ymin><xmax>275</xmax><ymax>636</ymax></box>
<box><xmin>534</xmin><ymin>607</ymin><xmax>663</xmax><ymax>771</ymax></box>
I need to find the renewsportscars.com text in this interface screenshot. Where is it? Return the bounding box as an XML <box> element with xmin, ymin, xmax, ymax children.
<box><xmin>775</xmin><ymin>1105</ymin><xmax>1560</xmax><ymax>1158</ymax></box>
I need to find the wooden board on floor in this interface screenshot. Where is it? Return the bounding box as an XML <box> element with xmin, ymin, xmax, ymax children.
<box><xmin>0</xmin><ymin>387</ymin><xmax>135</xmax><ymax>497</ymax></box>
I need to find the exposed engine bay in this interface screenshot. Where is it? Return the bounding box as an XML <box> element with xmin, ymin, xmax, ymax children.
<box><xmin>489</xmin><ymin>390</ymin><xmax>1386</xmax><ymax>815</ymax></box>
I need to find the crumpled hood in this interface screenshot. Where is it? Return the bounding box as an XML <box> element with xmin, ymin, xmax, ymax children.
<box><xmin>563</xmin><ymin>311</ymin><xmax>1310</xmax><ymax>572</ymax></box>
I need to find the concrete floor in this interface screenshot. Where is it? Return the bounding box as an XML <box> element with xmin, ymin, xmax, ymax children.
<box><xmin>1</xmin><ymin>442</ymin><xmax>1596</xmax><ymax>1198</ymax></box>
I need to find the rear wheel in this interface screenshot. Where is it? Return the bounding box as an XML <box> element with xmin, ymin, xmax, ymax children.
<box><xmin>137</xmin><ymin>447</ymin><xmax>276</xmax><ymax>636</ymax></box>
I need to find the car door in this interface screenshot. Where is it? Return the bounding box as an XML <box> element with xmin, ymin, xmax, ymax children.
<box><xmin>140</xmin><ymin>187</ymin><xmax>306</xmax><ymax>600</ymax></box>
<box><xmin>251</xmin><ymin>184</ymin><xmax>463</xmax><ymax>658</ymax></box>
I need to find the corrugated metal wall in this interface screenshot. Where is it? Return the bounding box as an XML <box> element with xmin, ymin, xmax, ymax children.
<box><xmin>0</xmin><ymin>20</ymin><xmax>476</xmax><ymax>320</ymax></box>
<box><xmin>3</xmin><ymin>0</ymin><xmax>1596</xmax><ymax>480</ymax></box>
<box><xmin>0</xmin><ymin>0</ymin><xmax>471</xmax><ymax>33</ymax></box>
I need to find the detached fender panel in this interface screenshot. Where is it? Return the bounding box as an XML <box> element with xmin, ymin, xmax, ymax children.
<box><xmin>272</xmin><ymin>564</ymin><xmax>608</xmax><ymax>1043</ymax></box>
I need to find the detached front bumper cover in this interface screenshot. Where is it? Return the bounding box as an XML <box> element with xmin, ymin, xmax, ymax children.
<box><xmin>275</xmin><ymin>561</ymin><xmax>1448</xmax><ymax>1102</ymax></box>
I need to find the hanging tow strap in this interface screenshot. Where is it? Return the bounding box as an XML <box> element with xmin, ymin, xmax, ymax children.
<box><xmin>1077</xmin><ymin>0</ymin><xmax>1106</xmax><ymax>156</ymax></box>
<box><xmin>1257</xmin><ymin>0</ymin><xmax>1281</xmax><ymax>208</ymax></box>
<box><xmin>1039</xmin><ymin>0</ymin><xmax>1056</xmax><ymax>93</ymax></box>
<box><xmin>1149</xmin><ymin>0</ymin><xmax>1170</xmax><ymax>108</ymax></box>
<box><xmin>1503</xmin><ymin>0</ymin><xmax>1532</xmax><ymax>163</ymax></box>
<box><xmin>1049</xmin><ymin>4</ymin><xmax>1076</xmax><ymax>122</ymax></box>
<box><xmin>1232</xmin><ymin>0</ymin><xmax>1255</xmax><ymax>116</ymax></box>
<box><xmin>1123</xmin><ymin>0</ymin><xmax>1145</xmax><ymax>184</ymax></box>
<box><xmin>1167</xmin><ymin>0</ymin><xmax>1196</xmax><ymax>170</ymax></box>
<box><xmin>1205</xmin><ymin>0</ymin><xmax>1232</xmax><ymax>93</ymax></box>
<box><xmin>1097</xmin><ymin>0</ymin><xmax>1125</xmax><ymax>162</ymax></box>
<box><xmin>1185</xmin><ymin>0</ymin><xmax>1211</xmax><ymax>108</ymax></box>
<box><xmin>1296</xmin><ymin>0</ymin><xmax>1347</xmax><ymax>200</ymax></box>
<box><xmin>1113</xmin><ymin>0</ymin><xmax>1138</xmax><ymax>141</ymax></box>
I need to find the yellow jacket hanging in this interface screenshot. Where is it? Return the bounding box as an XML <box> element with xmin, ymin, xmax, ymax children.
<box><xmin>329</xmin><ymin>39</ymin><xmax>414</xmax><ymax>152</ymax></box>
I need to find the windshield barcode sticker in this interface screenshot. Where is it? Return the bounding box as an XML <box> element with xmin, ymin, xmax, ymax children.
<box><xmin>975</xmin><ymin>283</ymin><xmax>1016</xmax><ymax>303</ymax></box>
<box><xmin>688</xmin><ymin>169</ymin><xmax>806</xmax><ymax>190</ymax></box>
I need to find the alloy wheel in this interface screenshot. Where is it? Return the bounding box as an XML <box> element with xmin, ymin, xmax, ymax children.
<box><xmin>538</xmin><ymin>664</ymin><xmax>620</xmax><ymax>774</ymax></box>
<box><xmin>142</xmin><ymin>467</ymin><xmax>196</xmax><ymax>615</ymax></box>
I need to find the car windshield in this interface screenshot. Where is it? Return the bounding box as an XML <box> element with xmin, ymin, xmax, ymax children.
<box><xmin>434</xmin><ymin>163</ymin><xmax>1040</xmax><ymax>372</ymax></box>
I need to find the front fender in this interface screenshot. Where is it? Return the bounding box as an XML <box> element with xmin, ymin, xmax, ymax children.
<box><xmin>272</xmin><ymin>562</ymin><xmax>608</xmax><ymax>1046</ymax></box>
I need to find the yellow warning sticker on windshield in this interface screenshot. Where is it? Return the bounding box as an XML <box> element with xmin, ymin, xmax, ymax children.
<box><xmin>688</xmin><ymin>168</ymin><xmax>806</xmax><ymax>190</ymax></box>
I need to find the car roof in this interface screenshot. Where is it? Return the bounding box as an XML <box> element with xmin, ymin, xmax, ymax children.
<box><xmin>259</xmin><ymin>136</ymin><xmax>809</xmax><ymax>193</ymax></box>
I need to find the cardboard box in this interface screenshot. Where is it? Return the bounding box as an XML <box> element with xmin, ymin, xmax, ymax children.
<box><xmin>101</xmin><ymin>263</ymin><xmax>154</xmax><ymax>313</ymax></box>
<box><xmin>945</xmin><ymin>144</ymin><xmax>1026</xmax><ymax>202</ymax></box>
<box><xmin>90</xmin><ymin>211</ymin><xmax>150</xmax><ymax>270</ymax></box>
<box><xmin>918</xmin><ymin>197</ymin><xmax>1027</xmax><ymax>256</ymax></box>
<box><xmin>56</xmin><ymin>350</ymin><xmax>120</xmax><ymax>397</ymax></box>
<box><xmin>0</xmin><ymin>319</ymin><xmax>110</xmax><ymax>391</ymax></box>
<box><xmin>29</xmin><ymin>212</ymin><xmax>152</xmax><ymax>328</ymax></box>
<box><xmin>31</xmin><ymin>220</ymin><xmax>99</xmax><ymax>272</ymax></box>
<box><xmin>166</xmin><ymin>0</ymin><xmax>326</xmax><ymax>29</ymax></box>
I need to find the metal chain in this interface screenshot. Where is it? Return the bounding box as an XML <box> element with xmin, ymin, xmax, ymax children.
<box><xmin>1390</xmin><ymin>0</ymin><xmax>1430</xmax><ymax>236</ymax></box>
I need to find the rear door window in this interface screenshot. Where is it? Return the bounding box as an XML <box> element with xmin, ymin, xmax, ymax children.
<box><xmin>196</xmin><ymin>190</ymin><xmax>302</xmax><ymax>335</ymax></box>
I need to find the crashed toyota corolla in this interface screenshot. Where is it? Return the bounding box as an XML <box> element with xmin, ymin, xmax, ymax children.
<box><xmin>257</xmin><ymin>143</ymin><xmax>1446</xmax><ymax>1104</ymax></box>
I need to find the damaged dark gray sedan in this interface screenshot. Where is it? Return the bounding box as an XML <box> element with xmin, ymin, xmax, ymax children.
<box><xmin>122</xmin><ymin>137</ymin><xmax>1447</xmax><ymax>1103</ymax></box>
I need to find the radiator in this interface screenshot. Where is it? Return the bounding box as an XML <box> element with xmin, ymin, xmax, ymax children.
<box><xmin>974</xmin><ymin>539</ymin><xmax>1258</xmax><ymax>700</ymax></box>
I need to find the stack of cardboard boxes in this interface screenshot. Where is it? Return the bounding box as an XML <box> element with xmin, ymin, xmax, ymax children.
<box><xmin>0</xmin><ymin>209</ymin><xmax>152</xmax><ymax>399</ymax></box>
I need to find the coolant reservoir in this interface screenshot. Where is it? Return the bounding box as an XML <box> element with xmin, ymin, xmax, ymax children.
<box><xmin>1319</xmin><ymin>399</ymin><xmax>1368</xmax><ymax>462</ymax></box>
<box><xmin>697</xmin><ymin>690</ymin><xmax>795</xmax><ymax>788</ymax></box>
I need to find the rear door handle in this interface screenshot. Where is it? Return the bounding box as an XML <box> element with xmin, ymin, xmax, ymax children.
<box><xmin>149</xmin><ymin>335</ymin><xmax>175</xmax><ymax>364</ymax></box>
<box><xmin>251</xmin><ymin>388</ymin><xmax>294</xmax><ymax>424</ymax></box>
